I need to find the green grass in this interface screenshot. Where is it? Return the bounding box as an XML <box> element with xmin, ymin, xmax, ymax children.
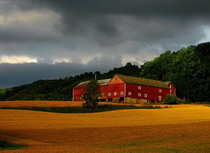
<box><xmin>0</xmin><ymin>141</ymin><xmax>26</xmax><ymax>150</ymax></box>
<box><xmin>0</xmin><ymin>105</ymin><xmax>162</xmax><ymax>113</ymax></box>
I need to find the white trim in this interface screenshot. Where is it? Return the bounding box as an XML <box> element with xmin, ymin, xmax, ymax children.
<box><xmin>158</xmin><ymin>96</ymin><xmax>162</xmax><ymax>101</ymax></box>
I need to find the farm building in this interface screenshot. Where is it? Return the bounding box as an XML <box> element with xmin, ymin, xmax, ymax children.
<box><xmin>73</xmin><ymin>74</ymin><xmax>176</xmax><ymax>104</ymax></box>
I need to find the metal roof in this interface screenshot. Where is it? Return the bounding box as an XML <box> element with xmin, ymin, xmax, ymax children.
<box><xmin>74</xmin><ymin>74</ymin><xmax>172</xmax><ymax>89</ymax></box>
<box><xmin>74</xmin><ymin>78</ymin><xmax>111</xmax><ymax>89</ymax></box>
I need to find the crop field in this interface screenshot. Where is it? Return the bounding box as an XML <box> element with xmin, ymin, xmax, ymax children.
<box><xmin>0</xmin><ymin>101</ymin><xmax>210</xmax><ymax>152</ymax></box>
<box><xmin>0</xmin><ymin>101</ymin><xmax>193</xmax><ymax>108</ymax></box>
<box><xmin>0</xmin><ymin>101</ymin><xmax>85</xmax><ymax>108</ymax></box>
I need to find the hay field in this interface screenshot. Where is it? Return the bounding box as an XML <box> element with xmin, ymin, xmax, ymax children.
<box><xmin>0</xmin><ymin>102</ymin><xmax>210</xmax><ymax>152</ymax></box>
<box><xmin>0</xmin><ymin>101</ymin><xmax>84</xmax><ymax>108</ymax></box>
<box><xmin>0</xmin><ymin>100</ymin><xmax>193</xmax><ymax>108</ymax></box>
<box><xmin>0</xmin><ymin>101</ymin><xmax>125</xmax><ymax>108</ymax></box>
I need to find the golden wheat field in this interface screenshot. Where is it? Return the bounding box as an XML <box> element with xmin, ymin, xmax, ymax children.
<box><xmin>0</xmin><ymin>100</ymin><xmax>193</xmax><ymax>108</ymax></box>
<box><xmin>0</xmin><ymin>101</ymin><xmax>210</xmax><ymax>153</ymax></box>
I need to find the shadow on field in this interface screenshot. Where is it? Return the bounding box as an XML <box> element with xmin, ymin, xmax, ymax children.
<box><xmin>0</xmin><ymin>140</ymin><xmax>26</xmax><ymax>150</ymax></box>
<box><xmin>0</xmin><ymin>104</ymin><xmax>163</xmax><ymax>113</ymax></box>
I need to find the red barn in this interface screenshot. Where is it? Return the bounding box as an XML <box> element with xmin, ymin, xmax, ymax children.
<box><xmin>72</xmin><ymin>79</ymin><xmax>111</xmax><ymax>101</ymax></box>
<box><xmin>73</xmin><ymin>74</ymin><xmax>176</xmax><ymax>104</ymax></box>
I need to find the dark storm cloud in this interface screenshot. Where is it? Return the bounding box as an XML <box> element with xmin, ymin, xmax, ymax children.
<box><xmin>6</xmin><ymin>0</ymin><xmax>209</xmax><ymax>45</ymax></box>
<box><xmin>0</xmin><ymin>28</ymin><xmax>59</xmax><ymax>43</ymax></box>
<box><xmin>13</xmin><ymin>0</ymin><xmax>210</xmax><ymax>17</ymax></box>
<box><xmin>0</xmin><ymin>0</ymin><xmax>210</xmax><ymax>88</ymax></box>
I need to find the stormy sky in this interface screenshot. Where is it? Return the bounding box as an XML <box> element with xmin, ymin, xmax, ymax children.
<box><xmin>0</xmin><ymin>0</ymin><xmax>210</xmax><ymax>88</ymax></box>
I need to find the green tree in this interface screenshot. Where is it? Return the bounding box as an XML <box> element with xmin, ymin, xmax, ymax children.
<box><xmin>139</xmin><ymin>43</ymin><xmax>210</xmax><ymax>102</ymax></box>
<box><xmin>139</xmin><ymin>50</ymin><xmax>173</xmax><ymax>80</ymax></box>
<box><xmin>164</xmin><ymin>95</ymin><xmax>178</xmax><ymax>104</ymax></box>
<box><xmin>83</xmin><ymin>79</ymin><xmax>100</xmax><ymax>110</ymax></box>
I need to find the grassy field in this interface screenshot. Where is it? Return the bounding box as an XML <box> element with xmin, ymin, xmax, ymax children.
<box><xmin>0</xmin><ymin>101</ymin><xmax>210</xmax><ymax>152</ymax></box>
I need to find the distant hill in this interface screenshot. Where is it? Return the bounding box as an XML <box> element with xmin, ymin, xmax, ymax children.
<box><xmin>0</xmin><ymin>63</ymin><xmax>140</xmax><ymax>101</ymax></box>
<box><xmin>0</xmin><ymin>42</ymin><xmax>209</xmax><ymax>102</ymax></box>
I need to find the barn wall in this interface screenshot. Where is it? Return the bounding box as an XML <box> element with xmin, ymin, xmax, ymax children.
<box><xmin>74</xmin><ymin>83</ymin><xmax>125</xmax><ymax>101</ymax></box>
<box><xmin>105</xmin><ymin>83</ymin><xmax>125</xmax><ymax>98</ymax></box>
<box><xmin>125</xmin><ymin>83</ymin><xmax>171</xmax><ymax>101</ymax></box>
<box><xmin>73</xmin><ymin>87</ymin><xmax>85</xmax><ymax>101</ymax></box>
<box><xmin>109</xmin><ymin>76</ymin><xmax>124</xmax><ymax>84</ymax></box>
<box><xmin>168</xmin><ymin>83</ymin><xmax>176</xmax><ymax>96</ymax></box>
<box><xmin>125</xmin><ymin>97</ymin><xmax>148</xmax><ymax>104</ymax></box>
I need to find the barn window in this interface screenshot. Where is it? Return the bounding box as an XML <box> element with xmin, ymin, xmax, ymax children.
<box><xmin>101</xmin><ymin>93</ymin><xmax>104</xmax><ymax>97</ymax></box>
<box><xmin>128</xmin><ymin>92</ymin><xmax>132</xmax><ymax>96</ymax></box>
<box><xmin>169</xmin><ymin>85</ymin><xmax>172</xmax><ymax>88</ymax></box>
<box><xmin>158</xmin><ymin>89</ymin><xmax>162</xmax><ymax>93</ymax></box>
<box><xmin>120</xmin><ymin>91</ymin><xmax>124</xmax><ymax>95</ymax></box>
<box><xmin>138</xmin><ymin>93</ymin><xmax>141</xmax><ymax>97</ymax></box>
<box><xmin>108</xmin><ymin>93</ymin><xmax>111</xmax><ymax>96</ymax></box>
<box><xmin>114</xmin><ymin>92</ymin><xmax>117</xmax><ymax>96</ymax></box>
<box><xmin>138</xmin><ymin>86</ymin><xmax>141</xmax><ymax>90</ymax></box>
<box><xmin>158</xmin><ymin>96</ymin><xmax>162</xmax><ymax>101</ymax></box>
<box><xmin>114</xmin><ymin>77</ymin><xmax>118</xmax><ymax>82</ymax></box>
<box><xmin>144</xmin><ymin>94</ymin><xmax>148</xmax><ymax>98</ymax></box>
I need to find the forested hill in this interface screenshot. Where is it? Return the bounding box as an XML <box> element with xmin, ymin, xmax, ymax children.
<box><xmin>139</xmin><ymin>42</ymin><xmax>210</xmax><ymax>102</ymax></box>
<box><xmin>0</xmin><ymin>63</ymin><xmax>140</xmax><ymax>101</ymax></box>
<box><xmin>0</xmin><ymin>42</ymin><xmax>209</xmax><ymax>102</ymax></box>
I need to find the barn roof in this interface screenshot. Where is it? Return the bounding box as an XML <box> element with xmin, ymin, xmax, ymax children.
<box><xmin>116</xmin><ymin>74</ymin><xmax>171</xmax><ymax>89</ymax></box>
<box><xmin>73</xmin><ymin>78</ymin><xmax>111</xmax><ymax>89</ymax></box>
<box><xmin>98</xmin><ymin>79</ymin><xmax>112</xmax><ymax>85</ymax></box>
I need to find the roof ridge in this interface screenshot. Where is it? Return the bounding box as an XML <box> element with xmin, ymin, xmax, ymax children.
<box><xmin>115</xmin><ymin>74</ymin><xmax>165</xmax><ymax>83</ymax></box>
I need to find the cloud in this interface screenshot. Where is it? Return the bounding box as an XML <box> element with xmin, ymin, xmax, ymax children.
<box><xmin>0</xmin><ymin>0</ymin><xmax>210</xmax><ymax>88</ymax></box>
<box><xmin>52</xmin><ymin>58</ymin><xmax>72</xmax><ymax>64</ymax></box>
<box><xmin>10</xmin><ymin>1</ymin><xmax>210</xmax><ymax>30</ymax></box>
<box><xmin>121</xmin><ymin>56</ymin><xmax>144</xmax><ymax>66</ymax></box>
<box><xmin>3</xmin><ymin>0</ymin><xmax>209</xmax><ymax>45</ymax></box>
<box><xmin>0</xmin><ymin>55</ymin><xmax>39</xmax><ymax>64</ymax></box>
<box><xmin>0</xmin><ymin>9</ymin><xmax>62</xmax><ymax>43</ymax></box>
<box><xmin>1</xmin><ymin>1</ymin><xmax>209</xmax><ymax>48</ymax></box>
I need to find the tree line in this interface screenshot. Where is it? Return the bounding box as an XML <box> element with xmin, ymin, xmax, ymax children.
<box><xmin>139</xmin><ymin>42</ymin><xmax>210</xmax><ymax>102</ymax></box>
<box><xmin>0</xmin><ymin>42</ymin><xmax>209</xmax><ymax>102</ymax></box>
